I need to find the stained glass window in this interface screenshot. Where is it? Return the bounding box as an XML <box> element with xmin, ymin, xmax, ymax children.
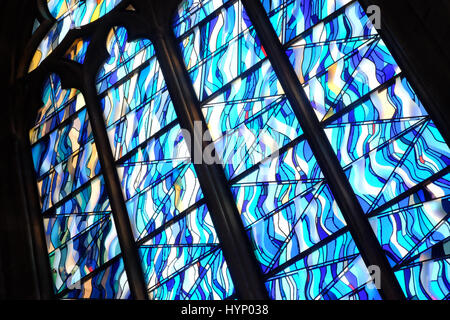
<box><xmin>175</xmin><ymin>0</ymin><xmax>382</xmax><ymax>300</ymax></box>
<box><xmin>258</xmin><ymin>0</ymin><xmax>450</xmax><ymax>299</ymax></box>
<box><xmin>25</xmin><ymin>0</ymin><xmax>450</xmax><ymax>300</ymax></box>
<box><xmin>97</xmin><ymin>26</ymin><xmax>234</xmax><ymax>299</ymax></box>
<box><xmin>31</xmin><ymin>73</ymin><xmax>130</xmax><ymax>298</ymax></box>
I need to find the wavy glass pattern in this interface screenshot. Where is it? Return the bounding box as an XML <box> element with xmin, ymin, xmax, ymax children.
<box><xmin>265</xmin><ymin>0</ymin><xmax>450</xmax><ymax>299</ymax></box>
<box><xmin>203</xmin><ymin>61</ymin><xmax>303</xmax><ymax>179</ymax></box>
<box><xmin>261</xmin><ymin>0</ymin><xmax>353</xmax><ymax>45</ymax></box>
<box><xmin>174</xmin><ymin>0</ymin><xmax>232</xmax><ymax>38</ymax></box>
<box><xmin>96</xmin><ymin>26</ymin><xmax>155</xmax><ymax>94</ymax></box>
<box><xmin>371</xmin><ymin>174</ymin><xmax>450</xmax><ymax>299</ymax></box>
<box><xmin>65</xmin><ymin>37</ymin><xmax>91</xmax><ymax>64</ymax></box>
<box><xmin>232</xmin><ymin>149</ymin><xmax>348</xmax><ymax>274</ymax></box>
<box><xmin>62</xmin><ymin>258</ymin><xmax>131</xmax><ymax>299</ymax></box>
<box><xmin>396</xmin><ymin>257</ymin><xmax>450</xmax><ymax>300</ymax></box>
<box><xmin>30</xmin><ymin>75</ymin><xmax>127</xmax><ymax>297</ymax></box>
<box><xmin>176</xmin><ymin>0</ymin><xmax>266</xmax><ymax>101</ymax></box>
<box><xmin>141</xmin><ymin>205</ymin><xmax>234</xmax><ymax>299</ymax></box>
<box><xmin>265</xmin><ymin>232</ymin><xmax>380</xmax><ymax>300</ymax></box>
<box><xmin>96</xmin><ymin>26</ymin><xmax>235</xmax><ymax>299</ymax></box>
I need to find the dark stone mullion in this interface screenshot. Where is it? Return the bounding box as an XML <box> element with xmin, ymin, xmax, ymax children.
<box><xmin>82</xmin><ymin>28</ymin><xmax>149</xmax><ymax>299</ymax></box>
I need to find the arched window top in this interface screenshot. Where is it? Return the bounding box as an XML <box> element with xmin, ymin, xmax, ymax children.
<box><xmin>29</xmin><ymin>0</ymin><xmax>123</xmax><ymax>72</ymax></box>
<box><xmin>104</xmin><ymin>26</ymin><xmax>153</xmax><ymax>59</ymax></box>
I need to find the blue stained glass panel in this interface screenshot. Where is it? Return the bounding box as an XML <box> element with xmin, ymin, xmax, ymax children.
<box><xmin>32</xmin><ymin>107</ymin><xmax>92</xmax><ymax>178</ymax></box>
<box><xmin>317</xmin><ymin>255</ymin><xmax>381</xmax><ymax>300</ymax></box>
<box><xmin>202</xmin><ymin>60</ymin><xmax>303</xmax><ymax>179</ymax></box>
<box><xmin>212</xmin><ymin>97</ymin><xmax>302</xmax><ymax>179</ymax></box>
<box><xmin>325</xmin><ymin>119</ymin><xmax>426</xmax><ymax>168</ymax></box>
<box><xmin>48</xmin><ymin>213</ymin><xmax>121</xmax><ymax>293</ymax></box>
<box><xmin>147</xmin><ymin>249</ymin><xmax>234</xmax><ymax>300</ymax></box>
<box><xmin>180</xmin><ymin>0</ymin><xmax>266</xmax><ymax>101</ymax></box>
<box><xmin>265</xmin><ymin>232</ymin><xmax>378</xmax><ymax>300</ymax></box>
<box><xmin>368</xmin><ymin>173</ymin><xmax>450</xmax><ymax>295</ymax></box>
<box><xmin>123</xmin><ymin>164</ymin><xmax>203</xmax><ymax>240</ymax></box>
<box><xmin>286</xmin><ymin>2</ymin><xmax>378</xmax><ymax>84</ymax></box>
<box><xmin>99</xmin><ymin>57</ymin><xmax>163</xmax><ymax>118</ymax></box>
<box><xmin>343</xmin><ymin>120</ymin><xmax>450</xmax><ymax>213</ymax></box>
<box><xmin>37</xmin><ymin>139</ymin><xmax>101</xmax><ymax>211</ymax></box>
<box><xmin>31</xmin><ymin>89</ymin><xmax>86</xmax><ymax>144</ymax></box>
<box><xmin>231</xmin><ymin>138</ymin><xmax>324</xmax><ymax>228</ymax></box>
<box><xmin>97</xmin><ymin>27</ymin><xmax>155</xmax><ymax>93</ymax></box>
<box><xmin>95</xmin><ymin>25</ymin><xmax>235</xmax><ymax>299</ymax></box>
<box><xmin>52</xmin><ymin>175</ymin><xmax>111</xmax><ymax>215</ymax></box>
<box><xmin>261</xmin><ymin>0</ymin><xmax>353</xmax><ymax>44</ymax></box>
<box><xmin>229</xmin><ymin>137</ymin><xmax>347</xmax><ymax>273</ymax></box>
<box><xmin>329</xmin><ymin>76</ymin><xmax>428</xmax><ymax>125</ymax></box>
<box><xmin>105</xmin><ymin>89</ymin><xmax>177</xmax><ymax>159</ymax></box>
<box><xmin>35</xmin><ymin>74</ymin><xmax>80</xmax><ymax>127</ymax></box>
<box><xmin>139</xmin><ymin>205</ymin><xmax>234</xmax><ymax>299</ymax></box>
<box><xmin>395</xmin><ymin>258</ymin><xmax>450</xmax><ymax>300</ymax></box>
<box><xmin>173</xmin><ymin>0</ymin><xmax>233</xmax><ymax>38</ymax></box>
<box><xmin>301</xmin><ymin>37</ymin><xmax>401</xmax><ymax>121</ymax></box>
<box><xmin>248</xmin><ymin>182</ymin><xmax>346</xmax><ymax>273</ymax></box>
<box><xmin>371</xmin><ymin>197</ymin><xmax>450</xmax><ymax>265</ymax></box>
